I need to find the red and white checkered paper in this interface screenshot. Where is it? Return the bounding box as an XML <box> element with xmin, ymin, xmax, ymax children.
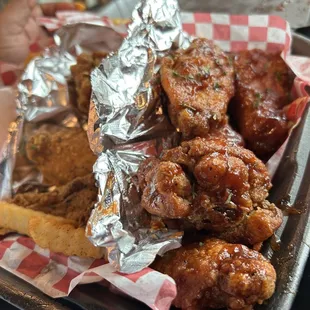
<box><xmin>0</xmin><ymin>11</ymin><xmax>310</xmax><ymax>309</ymax></box>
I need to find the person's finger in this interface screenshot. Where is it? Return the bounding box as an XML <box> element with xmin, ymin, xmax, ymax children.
<box><xmin>40</xmin><ymin>3</ymin><xmax>78</xmax><ymax>17</ymax></box>
<box><xmin>1</xmin><ymin>0</ymin><xmax>32</xmax><ymax>34</ymax></box>
<box><xmin>31</xmin><ymin>4</ymin><xmax>43</xmax><ymax>19</ymax></box>
<box><xmin>24</xmin><ymin>16</ymin><xmax>40</xmax><ymax>44</ymax></box>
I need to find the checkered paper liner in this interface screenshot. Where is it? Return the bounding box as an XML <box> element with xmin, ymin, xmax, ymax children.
<box><xmin>0</xmin><ymin>11</ymin><xmax>310</xmax><ymax>310</ymax></box>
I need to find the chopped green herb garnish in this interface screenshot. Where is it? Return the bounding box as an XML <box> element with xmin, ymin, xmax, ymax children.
<box><xmin>214</xmin><ymin>82</ymin><xmax>220</xmax><ymax>90</ymax></box>
<box><xmin>31</xmin><ymin>145</ymin><xmax>37</xmax><ymax>150</ymax></box>
<box><xmin>264</xmin><ymin>63</ymin><xmax>270</xmax><ymax>71</ymax></box>
<box><xmin>172</xmin><ymin>70</ymin><xmax>195</xmax><ymax>81</ymax></box>
<box><xmin>275</xmin><ymin>71</ymin><xmax>282</xmax><ymax>82</ymax></box>
<box><xmin>199</xmin><ymin>242</ymin><xmax>204</xmax><ymax>247</ymax></box>
<box><xmin>253</xmin><ymin>100</ymin><xmax>260</xmax><ymax>109</ymax></box>
<box><xmin>172</xmin><ymin>71</ymin><xmax>181</xmax><ymax>77</ymax></box>
<box><xmin>203</xmin><ymin>66</ymin><xmax>210</xmax><ymax>75</ymax></box>
<box><xmin>253</xmin><ymin>92</ymin><xmax>262</xmax><ymax>109</ymax></box>
<box><xmin>180</xmin><ymin>102</ymin><xmax>197</xmax><ymax>111</ymax></box>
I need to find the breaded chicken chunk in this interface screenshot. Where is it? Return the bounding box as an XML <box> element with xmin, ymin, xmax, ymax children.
<box><xmin>138</xmin><ymin>137</ymin><xmax>282</xmax><ymax>244</ymax></box>
<box><xmin>161</xmin><ymin>38</ymin><xmax>235</xmax><ymax>139</ymax></box>
<box><xmin>26</xmin><ymin>127</ymin><xmax>96</xmax><ymax>186</ymax></box>
<box><xmin>153</xmin><ymin>238</ymin><xmax>276</xmax><ymax>310</ymax></box>
<box><xmin>10</xmin><ymin>174</ymin><xmax>97</xmax><ymax>227</ymax></box>
<box><xmin>138</xmin><ymin>158</ymin><xmax>192</xmax><ymax>218</ymax></box>
<box><xmin>232</xmin><ymin>49</ymin><xmax>294</xmax><ymax>159</ymax></box>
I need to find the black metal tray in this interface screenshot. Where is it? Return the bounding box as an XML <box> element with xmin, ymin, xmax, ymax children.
<box><xmin>1</xmin><ymin>33</ymin><xmax>310</xmax><ymax>310</ymax></box>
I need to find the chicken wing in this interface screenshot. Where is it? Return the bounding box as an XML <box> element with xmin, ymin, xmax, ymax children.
<box><xmin>161</xmin><ymin>38</ymin><xmax>235</xmax><ymax>139</ymax></box>
<box><xmin>138</xmin><ymin>137</ymin><xmax>282</xmax><ymax>244</ymax></box>
<box><xmin>26</xmin><ymin>127</ymin><xmax>96</xmax><ymax>186</ymax></box>
<box><xmin>231</xmin><ymin>49</ymin><xmax>294</xmax><ymax>159</ymax></box>
<box><xmin>10</xmin><ymin>174</ymin><xmax>97</xmax><ymax>227</ymax></box>
<box><xmin>153</xmin><ymin>238</ymin><xmax>276</xmax><ymax>310</ymax></box>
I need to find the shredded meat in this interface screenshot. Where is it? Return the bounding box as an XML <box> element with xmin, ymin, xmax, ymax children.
<box><xmin>26</xmin><ymin>127</ymin><xmax>96</xmax><ymax>186</ymax></box>
<box><xmin>10</xmin><ymin>174</ymin><xmax>97</xmax><ymax>227</ymax></box>
<box><xmin>231</xmin><ymin>49</ymin><xmax>294</xmax><ymax>159</ymax></box>
<box><xmin>161</xmin><ymin>38</ymin><xmax>234</xmax><ymax>139</ymax></box>
<box><xmin>138</xmin><ymin>137</ymin><xmax>282</xmax><ymax>244</ymax></box>
<box><xmin>153</xmin><ymin>238</ymin><xmax>276</xmax><ymax>310</ymax></box>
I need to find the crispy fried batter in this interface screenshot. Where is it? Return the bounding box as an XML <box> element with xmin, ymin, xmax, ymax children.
<box><xmin>161</xmin><ymin>38</ymin><xmax>235</xmax><ymax>139</ymax></box>
<box><xmin>0</xmin><ymin>200</ymin><xmax>74</xmax><ymax>235</ymax></box>
<box><xmin>138</xmin><ymin>158</ymin><xmax>192</xmax><ymax>218</ymax></box>
<box><xmin>70</xmin><ymin>52</ymin><xmax>108</xmax><ymax>115</ymax></box>
<box><xmin>0</xmin><ymin>227</ymin><xmax>15</xmax><ymax>236</ymax></box>
<box><xmin>162</xmin><ymin>137</ymin><xmax>272</xmax><ymax>229</ymax></box>
<box><xmin>10</xmin><ymin>174</ymin><xmax>97</xmax><ymax>227</ymax></box>
<box><xmin>218</xmin><ymin>200</ymin><xmax>283</xmax><ymax>246</ymax></box>
<box><xmin>153</xmin><ymin>238</ymin><xmax>276</xmax><ymax>310</ymax></box>
<box><xmin>26</xmin><ymin>127</ymin><xmax>96</xmax><ymax>186</ymax></box>
<box><xmin>232</xmin><ymin>49</ymin><xmax>294</xmax><ymax>159</ymax></box>
<box><xmin>0</xmin><ymin>201</ymin><xmax>104</xmax><ymax>259</ymax></box>
<box><xmin>138</xmin><ymin>137</ymin><xmax>282</xmax><ymax>244</ymax></box>
<box><xmin>29</xmin><ymin>216</ymin><xmax>104</xmax><ymax>259</ymax></box>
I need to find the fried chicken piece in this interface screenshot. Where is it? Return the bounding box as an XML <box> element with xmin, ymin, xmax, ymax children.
<box><xmin>153</xmin><ymin>238</ymin><xmax>276</xmax><ymax>310</ymax></box>
<box><xmin>162</xmin><ymin>137</ymin><xmax>272</xmax><ymax>229</ymax></box>
<box><xmin>139</xmin><ymin>137</ymin><xmax>282</xmax><ymax>244</ymax></box>
<box><xmin>70</xmin><ymin>52</ymin><xmax>108</xmax><ymax>115</ymax></box>
<box><xmin>26</xmin><ymin>127</ymin><xmax>96</xmax><ymax>186</ymax></box>
<box><xmin>217</xmin><ymin>200</ymin><xmax>283</xmax><ymax>246</ymax></box>
<box><xmin>10</xmin><ymin>174</ymin><xmax>97</xmax><ymax>227</ymax></box>
<box><xmin>138</xmin><ymin>158</ymin><xmax>192</xmax><ymax>218</ymax></box>
<box><xmin>232</xmin><ymin>49</ymin><xmax>294</xmax><ymax>159</ymax></box>
<box><xmin>161</xmin><ymin>38</ymin><xmax>235</xmax><ymax>139</ymax></box>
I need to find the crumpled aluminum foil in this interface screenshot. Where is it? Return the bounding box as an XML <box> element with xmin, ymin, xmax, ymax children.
<box><xmin>87</xmin><ymin>0</ymin><xmax>191</xmax><ymax>273</ymax></box>
<box><xmin>0</xmin><ymin>23</ymin><xmax>123</xmax><ymax>199</ymax></box>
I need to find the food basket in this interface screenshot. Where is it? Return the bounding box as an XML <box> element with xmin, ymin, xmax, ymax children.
<box><xmin>0</xmin><ymin>29</ymin><xmax>309</xmax><ymax>310</ymax></box>
<box><xmin>0</xmin><ymin>0</ymin><xmax>310</xmax><ymax>306</ymax></box>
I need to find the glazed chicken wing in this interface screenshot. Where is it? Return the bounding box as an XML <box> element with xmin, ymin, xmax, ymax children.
<box><xmin>10</xmin><ymin>174</ymin><xmax>97</xmax><ymax>227</ymax></box>
<box><xmin>138</xmin><ymin>137</ymin><xmax>282</xmax><ymax>244</ymax></box>
<box><xmin>161</xmin><ymin>38</ymin><xmax>235</xmax><ymax>139</ymax></box>
<box><xmin>153</xmin><ymin>238</ymin><xmax>276</xmax><ymax>310</ymax></box>
<box><xmin>232</xmin><ymin>49</ymin><xmax>294</xmax><ymax>159</ymax></box>
<box><xmin>26</xmin><ymin>127</ymin><xmax>96</xmax><ymax>186</ymax></box>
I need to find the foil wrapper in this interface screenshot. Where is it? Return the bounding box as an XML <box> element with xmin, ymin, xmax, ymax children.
<box><xmin>87</xmin><ymin>0</ymin><xmax>190</xmax><ymax>272</ymax></box>
<box><xmin>0</xmin><ymin>23</ymin><xmax>122</xmax><ymax>199</ymax></box>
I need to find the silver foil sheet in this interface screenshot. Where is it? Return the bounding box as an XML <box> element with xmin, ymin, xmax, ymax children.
<box><xmin>0</xmin><ymin>23</ymin><xmax>122</xmax><ymax>199</ymax></box>
<box><xmin>87</xmin><ymin>0</ymin><xmax>190</xmax><ymax>272</ymax></box>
